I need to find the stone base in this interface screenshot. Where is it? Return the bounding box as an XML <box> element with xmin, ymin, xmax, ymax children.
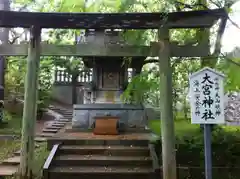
<box><xmin>72</xmin><ymin>104</ymin><xmax>147</xmax><ymax>131</ymax></box>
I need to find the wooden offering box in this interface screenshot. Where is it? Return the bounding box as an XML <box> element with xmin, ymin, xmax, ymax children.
<box><xmin>93</xmin><ymin>116</ymin><xmax>119</xmax><ymax>135</ymax></box>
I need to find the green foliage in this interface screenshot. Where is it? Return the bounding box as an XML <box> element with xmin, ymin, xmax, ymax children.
<box><xmin>31</xmin><ymin>143</ymin><xmax>49</xmax><ymax>179</ymax></box>
<box><xmin>5</xmin><ymin>56</ymin><xmax>54</xmax><ymax>113</ymax></box>
<box><xmin>120</xmin><ymin>69</ymin><xmax>159</xmax><ymax>105</ymax></box>
<box><xmin>0</xmin><ymin>139</ymin><xmax>21</xmax><ymax>162</ymax></box>
<box><xmin>5</xmin><ymin>57</ymin><xmax>26</xmax><ymax>95</ymax></box>
<box><xmin>0</xmin><ymin>111</ymin><xmax>22</xmax><ymax>135</ymax></box>
<box><xmin>150</xmin><ymin>119</ymin><xmax>240</xmax><ymax>178</ymax></box>
<box><xmin>216</xmin><ymin>57</ymin><xmax>240</xmax><ymax>92</ymax></box>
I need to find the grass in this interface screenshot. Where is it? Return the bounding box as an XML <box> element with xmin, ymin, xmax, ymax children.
<box><xmin>0</xmin><ymin>111</ymin><xmax>22</xmax><ymax>135</ymax></box>
<box><xmin>0</xmin><ymin>140</ymin><xmax>21</xmax><ymax>161</ymax></box>
<box><xmin>2</xmin><ymin>142</ymin><xmax>49</xmax><ymax>179</ymax></box>
<box><xmin>0</xmin><ymin>111</ymin><xmax>49</xmax><ymax>179</ymax></box>
<box><xmin>0</xmin><ymin>112</ymin><xmax>22</xmax><ymax>162</ymax></box>
<box><xmin>149</xmin><ymin>119</ymin><xmax>200</xmax><ymax>136</ymax></box>
<box><xmin>148</xmin><ymin>119</ymin><xmax>240</xmax><ymax>140</ymax></box>
<box><xmin>31</xmin><ymin>142</ymin><xmax>49</xmax><ymax>179</ymax></box>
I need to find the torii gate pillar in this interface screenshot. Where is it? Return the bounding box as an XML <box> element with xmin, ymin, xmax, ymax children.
<box><xmin>158</xmin><ymin>26</ymin><xmax>177</xmax><ymax>179</ymax></box>
<box><xmin>19</xmin><ymin>26</ymin><xmax>41</xmax><ymax>179</ymax></box>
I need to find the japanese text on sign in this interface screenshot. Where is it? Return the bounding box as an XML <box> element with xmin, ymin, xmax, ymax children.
<box><xmin>189</xmin><ymin>67</ymin><xmax>225</xmax><ymax>124</ymax></box>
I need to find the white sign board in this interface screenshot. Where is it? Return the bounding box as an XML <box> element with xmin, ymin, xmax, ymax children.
<box><xmin>189</xmin><ymin>67</ymin><xmax>225</xmax><ymax>124</ymax></box>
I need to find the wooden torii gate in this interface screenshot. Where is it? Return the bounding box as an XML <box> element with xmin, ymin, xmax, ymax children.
<box><xmin>0</xmin><ymin>8</ymin><xmax>227</xmax><ymax>179</ymax></box>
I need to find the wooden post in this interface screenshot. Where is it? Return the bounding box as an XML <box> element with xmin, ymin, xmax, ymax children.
<box><xmin>158</xmin><ymin>27</ymin><xmax>177</xmax><ymax>179</ymax></box>
<box><xmin>19</xmin><ymin>26</ymin><xmax>41</xmax><ymax>179</ymax></box>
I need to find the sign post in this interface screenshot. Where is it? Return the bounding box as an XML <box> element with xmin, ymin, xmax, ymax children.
<box><xmin>189</xmin><ymin>67</ymin><xmax>225</xmax><ymax>179</ymax></box>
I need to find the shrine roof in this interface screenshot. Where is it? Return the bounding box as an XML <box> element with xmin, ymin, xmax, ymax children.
<box><xmin>0</xmin><ymin>8</ymin><xmax>227</xmax><ymax>29</ymax></box>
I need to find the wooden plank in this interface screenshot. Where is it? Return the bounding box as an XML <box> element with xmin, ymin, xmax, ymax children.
<box><xmin>0</xmin><ymin>8</ymin><xmax>226</xmax><ymax>29</ymax></box>
<box><xmin>0</xmin><ymin>43</ymin><xmax>209</xmax><ymax>57</ymax></box>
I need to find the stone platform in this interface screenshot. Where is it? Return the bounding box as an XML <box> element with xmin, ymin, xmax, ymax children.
<box><xmin>72</xmin><ymin>103</ymin><xmax>158</xmax><ymax>131</ymax></box>
<box><xmin>72</xmin><ymin>104</ymin><xmax>148</xmax><ymax>130</ymax></box>
<box><xmin>47</xmin><ymin>126</ymin><xmax>151</xmax><ymax>150</ymax></box>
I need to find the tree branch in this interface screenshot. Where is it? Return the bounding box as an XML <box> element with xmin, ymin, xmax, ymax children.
<box><xmin>220</xmin><ymin>53</ymin><xmax>240</xmax><ymax>67</ymax></box>
<box><xmin>213</xmin><ymin>18</ymin><xmax>228</xmax><ymax>56</ymax></box>
<box><xmin>8</xmin><ymin>29</ymin><xmax>28</xmax><ymax>44</ymax></box>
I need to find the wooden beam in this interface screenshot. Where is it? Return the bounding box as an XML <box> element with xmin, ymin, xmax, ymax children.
<box><xmin>0</xmin><ymin>8</ymin><xmax>227</xmax><ymax>29</ymax></box>
<box><xmin>158</xmin><ymin>27</ymin><xmax>177</xmax><ymax>179</ymax></box>
<box><xmin>0</xmin><ymin>43</ymin><xmax>209</xmax><ymax>57</ymax></box>
<box><xmin>19</xmin><ymin>26</ymin><xmax>41</xmax><ymax>179</ymax></box>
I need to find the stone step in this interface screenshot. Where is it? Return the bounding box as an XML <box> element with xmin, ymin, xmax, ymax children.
<box><xmin>45</xmin><ymin>126</ymin><xmax>62</xmax><ymax>130</ymax></box>
<box><xmin>51</xmin><ymin>123</ymin><xmax>65</xmax><ymax>127</ymax></box>
<box><xmin>14</xmin><ymin>144</ymin><xmax>40</xmax><ymax>156</ymax></box>
<box><xmin>14</xmin><ymin>150</ymin><xmax>21</xmax><ymax>156</ymax></box>
<box><xmin>62</xmin><ymin>112</ymin><xmax>73</xmax><ymax>115</ymax></box>
<box><xmin>35</xmin><ymin>137</ymin><xmax>47</xmax><ymax>142</ymax></box>
<box><xmin>59</xmin><ymin>145</ymin><xmax>150</xmax><ymax>156</ymax></box>
<box><xmin>2</xmin><ymin>156</ymin><xmax>20</xmax><ymax>165</ymax></box>
<box><xmin>0</xmin><ymin>164</ymin><xmax>18</xmax><ymax>177</ymax></box>
<box><xmin>54</xmin><ymin>121</ymin><xmax>67</xmax><ymax>125</ymax></box>
<box><xmin>36</xmin><ymin>133</ymin><xmax>55</xmax><ymax>137</ymax></box>
<box><xmin>49</xmin><ymin>166</ymin><xmax>155</xmax><ymax>179</ymax></box>
<box><xmin>63</xmin><ymin>117</ymin><xmax>72</xmax><ymax>119</ymax></box>
<box><xmin>58</xmin><ymin>118</ymin><xmax>70</xmax><ymax>122</ymax></box>
<box><xmin>53</xmin><ymin>155</ymin><xmax>152</xmax><ymax>167</ymax></box>
<box><xmin>48</xmin><ymin>139</ymin><xmax>149</xmax><ymax>148</ymax></box>
<box><xmin>42</xmin><ymin>129</ymin><xmax>59</xmax><ymax>133</ymax></box>
<box><xmin>0</xmin><ymin>135</ymin><xmax>17</xmax><ymax>140</ymax></box>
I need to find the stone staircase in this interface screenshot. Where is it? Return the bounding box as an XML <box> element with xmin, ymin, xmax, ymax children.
<box><xmin>48</xmin><ymin>105</ymin><xmax>73</xmax><ymax>120</ymax></box>
<box><xmin>0</xmin><ymin>104</ymin><xmax>73</xmax><ymax>178</ymax></box>
<box><xmin>43</xmin><ymin>140</ymin><xmax>157</xmax><ymax>179</ymax></box>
